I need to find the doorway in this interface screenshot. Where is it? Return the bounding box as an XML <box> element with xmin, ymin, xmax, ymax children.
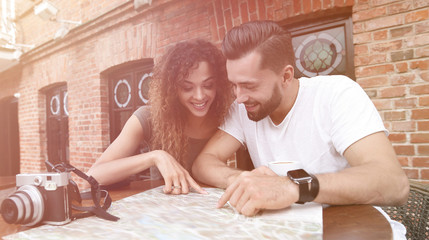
<box><xmin>0</xmin><ymin>97</ymin><xmax>20</xmax><ymax>176</ymax></box>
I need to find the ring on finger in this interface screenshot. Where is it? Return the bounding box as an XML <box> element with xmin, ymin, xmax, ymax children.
<box><xmin>171</xmin><ymin>185</ymin><xmax>182</xmax><ymax>190</ymax></box>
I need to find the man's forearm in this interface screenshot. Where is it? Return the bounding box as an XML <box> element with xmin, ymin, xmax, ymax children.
<box><xmin>192</xmin><ymin>153</ymin><xmax>243</xmax><ymax>189</ymax></box>
<box><xmin>314</xmin><ymin>163</ymin><xmax>409</xmax><ymax>206</ymax></box>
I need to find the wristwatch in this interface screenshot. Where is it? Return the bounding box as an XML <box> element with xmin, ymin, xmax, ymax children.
<box><xmin>287</xmin><ymin>169</ymin><xmax>319</xmax><ymax>204</ymax></box>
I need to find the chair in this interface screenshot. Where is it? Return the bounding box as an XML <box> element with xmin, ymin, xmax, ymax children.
<box><xmin>381</xmin><ymin>181</ymin><xmax>429</xmax><ymax>240</ymax></box>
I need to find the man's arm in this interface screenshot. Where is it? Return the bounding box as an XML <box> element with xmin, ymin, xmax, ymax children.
<box><xmin>216</xmin><ymin>131</ymin><xmax>409</xmax><ymax>216</ymax></box>
<box><xmin>192</xmin><ymin>129</ymin><xmax>244</xmax><ymax>188</ymax></box>
<box><xmin>315</xmin><ymin>131</ymin><xmax>409</xmax><ymax>206</ymax></box>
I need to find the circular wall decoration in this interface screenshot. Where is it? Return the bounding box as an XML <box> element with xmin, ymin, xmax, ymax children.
<box><xmin>114</xmin><ymin>79</ymin><xmax>131</xmax><ymax>108</ymax></box>
<box><xmin>295</xmin><ymin>32</ymin><xmax>343</xmax><ymax>77</ymax></box>
<box><xmin>50</xmin><ymin>94</ymin><xmax>60</xmax><ymax>115</ymax></box>
<box><xmin>138</xmin><ymin>72</ymin><xmax>153</xmax><ymax>104</ymax></box>
<box><xmin>63</xmin><ymin>91</ymin><xmax>69</xmax><ymax>116</ymax></box>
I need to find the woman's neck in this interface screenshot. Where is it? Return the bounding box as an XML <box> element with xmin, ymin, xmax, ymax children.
<box><xmin>184</xmin><ymin>113</ymin><xmax>217</xmax><ymax>139</ymax></box>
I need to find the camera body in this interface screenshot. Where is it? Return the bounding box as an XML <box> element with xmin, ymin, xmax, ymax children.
<box><xmin>1</xmin><ymin>172</ymin><xmax>72</xmax><ymax>226</ymax></box>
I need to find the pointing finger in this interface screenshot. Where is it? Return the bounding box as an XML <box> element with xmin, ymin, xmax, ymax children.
<box><xmin>217</xmin><ymin>180</ymin><xmax>239</xmax><ymax>208</ymax></box>
<box><xmin>186</xmin><ymin>175</ymin><xmax>207</xmax><ymax>194</ymax></box>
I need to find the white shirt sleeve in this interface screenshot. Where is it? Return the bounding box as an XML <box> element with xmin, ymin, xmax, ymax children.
<box><xmin>329</xmin><ymin>77</ymin><xmax>387</xmax><ymax>155</ymax></box>
<box><xmin>219</xmin><ymin>101</ymin><xmax>246</xmax><ymax>146</ymax></box>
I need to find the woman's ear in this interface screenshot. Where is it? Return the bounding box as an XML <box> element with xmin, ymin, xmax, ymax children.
<box><xmin>282</xmin><ymin>65</ymin><xmax>294</xmax><ymax>84</ymax></box>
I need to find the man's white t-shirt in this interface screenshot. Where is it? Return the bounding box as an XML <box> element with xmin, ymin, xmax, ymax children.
<box><xmin>220</xmin><ymin>75</ymin><xmax>387</xmax><ymax>174</ymax></box>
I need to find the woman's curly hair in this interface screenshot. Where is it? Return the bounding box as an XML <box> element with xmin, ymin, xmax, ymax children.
<box><xmin>149</xmin><ymin>39</ymin><xmax>232</xmax><ymax>165</ymax></box>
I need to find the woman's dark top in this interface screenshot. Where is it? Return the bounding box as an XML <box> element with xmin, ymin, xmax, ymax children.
<box><xmin>133</xmin><ymin>106</ymin><xmax>210</xmax><ymax>173</ymax></box>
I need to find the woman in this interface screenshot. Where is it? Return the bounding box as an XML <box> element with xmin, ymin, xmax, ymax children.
<box><xmin>87</xmin><ymin>39</ymin><xmax>232</xmax><ymax>195</ymax></box>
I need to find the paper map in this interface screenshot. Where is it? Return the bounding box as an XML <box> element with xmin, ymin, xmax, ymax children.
<box><xmin>4</xmin><ymin>186</ymin><xmax>322</xmax><ymax>239</ymax></box>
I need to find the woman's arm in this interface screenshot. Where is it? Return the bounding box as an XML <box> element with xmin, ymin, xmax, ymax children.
<box><xmin>87</xmin><ymin>115</ymin><xmax>206</xmax><ymax>194</ymax></box>
<box><xmin>87</xmin><ymin>115</ymin><xmax>151</xmax><ymax>185</ymax></box>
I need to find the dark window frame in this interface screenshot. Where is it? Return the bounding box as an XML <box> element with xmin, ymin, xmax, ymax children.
<box><xmin>282</xmin><ymin>14</ymin><xmax>355</xmax><ymax>80</ymax></box>
<box><xmin>45</xmin><ymin>84</ymin><xmax>69</xmax><ymax>167</ymax></box>
<box><xmin>103</xmin><ymin>59</ymin><xmax>154</xmax><ymax>143</ymax></box>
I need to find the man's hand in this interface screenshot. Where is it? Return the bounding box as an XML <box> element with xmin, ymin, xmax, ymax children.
<box><xmin>217</xmin><ymin>167</ymin><xmax>299</xmax><ymax>216</ymax></box>
<box><xmin>250</xmin><ymin>166</ymin><xmax>278</xmax><ymax>176</ymax></box>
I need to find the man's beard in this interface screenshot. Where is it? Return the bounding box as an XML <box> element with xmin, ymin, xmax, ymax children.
<box><xmin>247</xmin><ymin>84</ymin><xmax>282</xmax><ymax>122</ymax></box>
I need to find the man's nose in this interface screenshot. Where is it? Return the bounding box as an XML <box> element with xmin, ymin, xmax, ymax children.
<box><xmin>235</xmin><ymin>87</ymin><xmax>248</xmax><ymax>104</ymax></box>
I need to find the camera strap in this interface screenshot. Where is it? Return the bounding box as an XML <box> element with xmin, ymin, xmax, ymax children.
<box><xmin>49</xmin><ymin>162</ymin><xmax>119</xmax><ymax>222</ymax></box>
<box><xmin>71</xmin><ymin>169</ymin><xmax>119</xmax><ymax>221</ymax></box>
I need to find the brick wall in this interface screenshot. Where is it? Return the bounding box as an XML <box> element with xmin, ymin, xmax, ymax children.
<box><xmin>352</xmin><ymin>0</ymin><xmax>429</xmax><ymax>182</ymax></box>
<box><xmin>15</xmin><ymin>0</ymin><xmax>131</xmax><ymax>46</ymax></box>
<box><xmin>1</xmin><ymin>0</ymin><xmax>428</xmax><ymax>183</ymax></box>
<box><xmin>0</xmin><ymin>67</ymin><xmax>21</xmax><ymax>100</ymax></box>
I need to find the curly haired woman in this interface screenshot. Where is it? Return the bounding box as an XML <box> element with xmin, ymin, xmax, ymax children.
<box><xmin>87</xmin><ymin>39</ymin><xmax>233</xmax><ymax>194</ymax></box>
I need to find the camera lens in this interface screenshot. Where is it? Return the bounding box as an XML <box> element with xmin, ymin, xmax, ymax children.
<box><xmin>1</xmin><ymin>199</ymin><xmax>19</xmax><ymax>223</ymax></box>
<box><xmin>0</xmin><ymin>185</ymin><xmax>45</xmax><ymax>226</ymax></box>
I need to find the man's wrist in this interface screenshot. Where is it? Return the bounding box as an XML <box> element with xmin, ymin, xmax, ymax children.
<box><xmin>226</xmin><ymin>170</ymin><xmax>242</xmax><ymax>187</ymax></box>
<box><xmin>287</xmin><ymin>169</ymin><xmax>319</xmax><ymax>204</ymax></box>
<box><xmin>284</xmin><ymin>177</ymin><xmax>300</xmax><ymax>203</ymax></box>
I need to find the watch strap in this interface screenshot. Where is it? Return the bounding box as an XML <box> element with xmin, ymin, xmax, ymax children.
<box><xmin>296</xmin><ymin>174</ymin><xmax>319</xmax><ymax>204</ymax></box>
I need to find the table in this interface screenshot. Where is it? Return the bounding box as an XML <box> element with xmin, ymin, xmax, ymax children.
<box><xmin>0</xmin><ymin>177</ymin><xmax>392</xmax><ymax>240</ymax></box>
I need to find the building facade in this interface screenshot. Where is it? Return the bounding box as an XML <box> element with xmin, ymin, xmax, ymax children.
<box><xmin>0</xmin><ymin>0</ymin><xmax>428</xmax><ymax>183</ymax></box>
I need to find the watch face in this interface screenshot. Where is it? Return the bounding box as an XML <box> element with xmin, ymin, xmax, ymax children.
<box><xmin>287</xmin><ymin>169</ymin><xmax>312</xmax><ymax>182</ymax></box>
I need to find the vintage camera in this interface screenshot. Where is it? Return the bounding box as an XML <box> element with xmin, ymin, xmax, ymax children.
<box><xmin>1</xmin><ymin>172</ymin><xmax>72</xmax><ymax>226</ymax></box>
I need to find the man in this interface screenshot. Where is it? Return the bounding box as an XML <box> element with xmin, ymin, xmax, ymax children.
<box><xmin>192</xmin><ymin>20</ymin><xmax>409</xmax><ymax>218</ymax></box>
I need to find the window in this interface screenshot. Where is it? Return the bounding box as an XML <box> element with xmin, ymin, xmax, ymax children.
<box><xmin>46</xmin><ymin>85</ymin><xmax>69</xmax><ymax>166</ymax></box>
<box><xmin>107</xmin><ymin>59</ymin><xmax>154</xmax><ymax>142</ymax></box>
<box><xmin>284</xmin><ymin>15</ymin><xmax>355</xmax><ymax>79</ymax></box>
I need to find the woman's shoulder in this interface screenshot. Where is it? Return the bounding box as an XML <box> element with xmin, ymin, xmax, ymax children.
<box><xmin>133</xmin><ymin>105</ymin><xmax>152</xmax><ymax>136</ymax></box>
<box><xmin>134</xmin><ymin>105</ymin><xmax>151</xmax><ymax>119</ymax></box>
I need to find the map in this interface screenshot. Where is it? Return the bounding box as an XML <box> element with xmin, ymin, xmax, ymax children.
<box><xmin>4</xmin><ymin>186</ymin><xmax>322</xmax><ymax>239</ymax></box>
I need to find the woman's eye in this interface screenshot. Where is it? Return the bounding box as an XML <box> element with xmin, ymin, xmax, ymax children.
<box><xmin>179</xmin><ymin>83</ymin><xmax>192</xmax><ymax>91</ymax></box>
<box><xmin>203</xmin><ymin>83</ymin><xmax>214</xmax><ymax>89</ymax></box>
<box><xmin>181</xmin><ymin>86</ymin><xmax>193</xmax><ymax>91</ymax></box>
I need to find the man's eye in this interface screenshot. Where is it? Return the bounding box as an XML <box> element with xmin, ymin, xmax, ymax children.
<box><xmin>245</xmin><ymin>84</ymin><xmax>257</xmax><ymax>90</ymax></box>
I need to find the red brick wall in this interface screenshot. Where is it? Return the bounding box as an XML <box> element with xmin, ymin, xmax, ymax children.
<box><xmin>0</xmin><ymin>68</ymin><xmax>21</xmax><ymax>101</ymax></box>
<box><xmin>15</xmin><ymin>0</ymin><xmax>130</xmax><ymax>46</ymax></box>
<box><xmin>208</xmin><ymin>0</ymin><xmax>355</xmax><ymax>43</ymax></box>
<box><xmin>352</xmin><ymin>0</ymin><xmax>429</xmax><ymax>182</ymax></box>
<box><xmin>1</xmin><ymin>0</ymin><xmax>428</xmax><ymax>183</ymax></box>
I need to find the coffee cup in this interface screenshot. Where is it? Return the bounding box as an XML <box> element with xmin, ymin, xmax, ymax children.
<box><xmin>268</xmin><ymin>161</ymin><xmax>303</xmax><ymax>176</ymax></box>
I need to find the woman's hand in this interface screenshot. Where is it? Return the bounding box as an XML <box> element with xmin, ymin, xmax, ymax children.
<box><xmin>151</xmin><ymin>150</ymin><xmax>207</xmax><ymax>195</ymax></box>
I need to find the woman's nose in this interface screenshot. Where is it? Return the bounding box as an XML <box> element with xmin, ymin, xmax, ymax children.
<box><xmin>193</xmin><ymin>87</ymin><xmax>204</xmax><ymax>100</ymax></box>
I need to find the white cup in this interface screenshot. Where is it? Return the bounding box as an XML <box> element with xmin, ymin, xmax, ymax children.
<box><xmin>268</xmin><ymin>161</ymin><xmax>303</xmax><ymax>176</ymax></box>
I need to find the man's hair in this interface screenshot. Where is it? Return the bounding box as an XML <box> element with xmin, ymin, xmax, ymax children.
<box><xmin>221</xmin><ymin>20</ymin><xmax>295</xmax><ymax>73</ymax></box>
